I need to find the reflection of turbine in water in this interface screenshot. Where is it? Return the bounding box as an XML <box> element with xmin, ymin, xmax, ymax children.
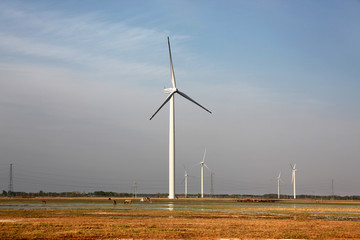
<box><xmin>168</xmin><ymin>203</ymin><xmax>174</xmax><ymax>211</ymax></box>
<box><xmin>150</xmin><ymin>37</ymin><xmax>212</xmax><ymax>199</ymax></box>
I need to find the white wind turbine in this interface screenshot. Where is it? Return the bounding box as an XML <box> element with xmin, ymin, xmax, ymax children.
<box><xmin>183</xmin><ymin>166</ymin><xmax>195</xmax><ymax>198</ymax></box>
<box><xmin>277</xmin><ymin>171</ymin><xmax>283</xmax><ymax>199</ymax></box>
<box><xmin>291</xmin><ymin>164</ymin><xmax>297</xmax><ymax>199</ymax></box>
<box><xmin>198</xmin><ymin>149</ymin><xmax>211</xmax><ymax>198</ymax></box>
<box><xmin>150</xmin><ymin>37</ymin><xmax>212</xmax><ymax>199</ymax></box>
<box><xmin>184</xmin><ymin>168</ymin><xmax>188</xmax><ymax>198</ymax></box>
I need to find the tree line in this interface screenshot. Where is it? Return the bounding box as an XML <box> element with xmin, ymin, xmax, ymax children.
<box><xmin>2</xmin><ymin>190</ymin><xmax>359</xmax><ymax>200</ymax></box>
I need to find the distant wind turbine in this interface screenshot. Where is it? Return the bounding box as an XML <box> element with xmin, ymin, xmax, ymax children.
<box><xmin>150</xmin><ymin>37</ymin><xmax>212</xmax><ymax>199</ymax></box>
<box><xmin>198</xmin><ymin>149</ymin><xmax>211</xmax><ymax>198</ymax></box>
<box><xmin>277</xmin><ymin>172</ymin><xmax>283</xmax><ymax>199</ymax></box>
<box><xmin>184</xmin><ymin>168</ymin><xmax>188</xmax><ymax>198</ymax></box>
<box><xmin>182</xmin><ymin>166</ymin><xmax>195</xmax><ymax>198</ymax></box>
<box><xmin>291</xmin><ymin>164</ymin><xmax>297</xmax><ymax>199</ymax></box>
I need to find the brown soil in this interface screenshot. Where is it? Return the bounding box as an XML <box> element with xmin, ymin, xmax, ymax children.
<box><xmin>0</xmin><ymin>208</ymin><xmax>359</xmax><ymax>239</ymax></box>
<box><xmin>1</xmin><ymin>198</ymin><xmax>360</xmax><ymax>239</ymax></box>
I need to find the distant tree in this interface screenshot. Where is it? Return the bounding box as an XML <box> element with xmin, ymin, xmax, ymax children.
<box><xmin>71</xmin><ymin>192</ymin><xmax>81</xmax><ymax>197</ymax></box>
<box><xmin>94</xmin><ymin>191</ymin><xmax>106</xmax><ymax>196</ymax></box>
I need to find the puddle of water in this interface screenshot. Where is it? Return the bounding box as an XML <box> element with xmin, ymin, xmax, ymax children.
<box><xmin>1</xmin><ymin>201</ymin><xmax>359</xmax><ymax>222</ymax></box>
<box><xmin>308</xmin><ymin>215</ymin><xmax>360</xmax><ymax>221</ymax></box>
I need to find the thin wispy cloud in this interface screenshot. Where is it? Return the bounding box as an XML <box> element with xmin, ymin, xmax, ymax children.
<box><xmin>0</xmin><ymin>3</ymin><xmax>171</xmax><ymax>83</ymax></box>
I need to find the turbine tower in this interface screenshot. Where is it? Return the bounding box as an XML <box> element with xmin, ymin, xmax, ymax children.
<box><xmin>199</xmin><ymin>149</ymin><xmax>211</xmax><ymax>198</ymax></box>
<box><xmin>150</xmin><ymin>37</ymin><xmax>212</xmax><ymax>199</ymax></box>
<box><xmin>184</xmin><ymin>169</ymin><xmax>188</xmax><ymax>198</ymax></box>
<box><xmin>291</xmin><ymin>164</ymin><xmax>297</xmax><ymax>199</ymax></box>
<box><xmin>277</xmin><ymin>172</ymin><xmax>282</xmax><ymax>199</ymax></box>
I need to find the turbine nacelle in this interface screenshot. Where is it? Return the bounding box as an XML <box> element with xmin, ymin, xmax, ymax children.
<box><xmin>199</xmin><ymin>162</ymin><xmax>210</xmax><ymax>171</ymax></box>
<box><xmin>199</xmin><ymin>149</ymin><xmax>211</xmax><ymax>171</ymax></box>
<box><xmin>164</xmin><ymin>88</ymin><xmax>177</xmax><ymax>94</ymax></box>
<box><xmin>150</xmin><ymin>88</ymin><xmax>211</xmax><ymax>120</ymax></box>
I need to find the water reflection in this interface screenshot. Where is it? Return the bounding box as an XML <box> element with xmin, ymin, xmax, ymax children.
<box><xmin>168</xmin><ymin>203</ymin><xmax>174</xmax><ymax>211</ymax></box>
<box><xmin>1</xmin><ymin>201</ymin><xmax>360</xmax><ymax>215</ymax></box>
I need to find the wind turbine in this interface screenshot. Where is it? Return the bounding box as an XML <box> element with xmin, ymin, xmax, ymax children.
<box><xmin>277</xmin><ymin>171</ymin><xmax>283</xmax><ymax>199</ymax></box>
<box><xmin>291</xmin><ymin>164</ymin><xmax>297</xmax><ymax>199</ymax></box>
<box><xmin>183</xmin><ymin>166</ymin><xmax>195</xmax><ymax>198</ymax></box>
<box><xmin>184</xmin><ymin>168</ymin><xmax>188</xmax><ymax>198</ymax></box>
<box><xmin>150</xmin><ymin>37</ymin><xmax>212</xmax><ymax>199</ymax></box>
<box><xmin>199</xmin><ymin>149</ymin><xmax>211</xmax><ymax>198</ymax></box>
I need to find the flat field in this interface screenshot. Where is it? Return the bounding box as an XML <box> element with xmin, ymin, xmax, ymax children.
<box><xmin>1</xmin><ymin>197</ymin><xmax>360</xmax><ymax>239</ymax></box>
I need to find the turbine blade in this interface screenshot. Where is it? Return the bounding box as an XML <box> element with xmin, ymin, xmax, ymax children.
<box><xmin>278</xmin><ymin>172</ymin><xmax>281</xmax><ymax>179</ymax></box>
<box><xmin>201</xmin><ymin>148</ymin><xmax>206</xmax><ymax>163</ymax></box>
<box><xmin>167</xmin><ymin>37</ymin><xmax>176</xmax><ymax>89</ymax></box>
<box><xmin>294</xmin><ymin>163</ymin><xmax>296</xmax><ymax>169</ymax></box>
<box><xmin>290</xmin><ymin>164</ymin><xmax>293</xmax><ymax>169</ymax></box>
<box><xmin>204</xmin><ymin>163</ymin><xmax>211</xmax><ymax>171</ymax></box>
<box><xmin>149</xmin><ymin>91</ymin><xmax>175</xmax><ymax>120</ymax></box>
<box><xmin>183</xmin><ymin>164</ymin><xmax>187</xmax><ymax>171</ymax></box>
<box><xmin>177</xmin><ymin>91</ymin><xmax>212</xmax><ymax>114</ymax></box>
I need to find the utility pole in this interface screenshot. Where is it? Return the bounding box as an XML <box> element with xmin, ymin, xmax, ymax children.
<box><xmin>133</xmin><ymin>180</ymin><xmax>137</xmax><ymax>199</ymax></box>
<box><xmin>184</xmin><ymin>170</ymin><xmax>188</xmax><ymax>198</ymax></box>
<box><xmin>331</xmin><ymin>179</ymin><xmax>334</xmax><ymax>200</ymax></box>
<box><xmin>210</xmin><ymin>171</ymin><xmax>214</xmax><ymax>197</ymax></box>
<box><xmin>8</xmin><ymin>163</ymin><xmax>13</xmax><ymax>196</ymax></box>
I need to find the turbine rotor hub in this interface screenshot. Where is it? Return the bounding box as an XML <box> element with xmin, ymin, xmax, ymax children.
<box><xmin>164</xmin><ymin>88</ymin><xmax>177</xmax><ymax>94</ymax></box>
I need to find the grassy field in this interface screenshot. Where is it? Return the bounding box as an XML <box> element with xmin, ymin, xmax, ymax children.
<box><xmin>1</xmin><ymin>197</ymin><xmax>360</xmax><ymax>239</ymax></box>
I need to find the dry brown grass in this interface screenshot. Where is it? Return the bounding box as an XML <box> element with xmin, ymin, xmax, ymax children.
<box><xmin>1</xmin><ymin>198</ymin><xmax>360</xmax><ymax>239</ymax></box>
<box><xmin>0</xmin><ymin>208</ymin><xmax>359</xmax><ymax>239</ymax></box>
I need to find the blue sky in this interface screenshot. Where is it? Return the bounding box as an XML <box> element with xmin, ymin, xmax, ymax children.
<box><xmin>0</xmin><ymin>0</ymin><xmax>359</xmax><ymax>196</ymax></box>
